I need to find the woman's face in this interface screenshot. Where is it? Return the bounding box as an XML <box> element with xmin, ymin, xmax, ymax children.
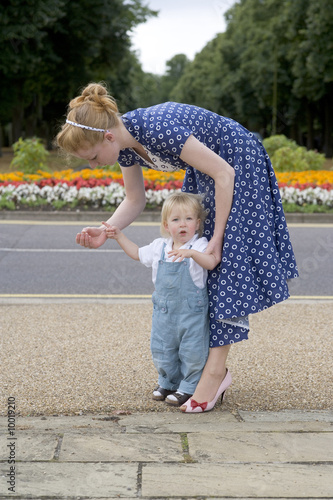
<box><xmin>74</xmin><ymin>134</ymin><xmax>120</xmax><ymax>168</ymax></box>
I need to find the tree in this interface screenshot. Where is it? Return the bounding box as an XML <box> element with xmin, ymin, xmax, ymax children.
<box><xmin>0</xmin><ymin>0</ymin><xmax>156</xmax><ymax>145</ymax></box>
<box><xmin>285</xmin><ymin>0</ymin><xmax>333</xmax><ymax>155</ymax></box>
<box><xmin>171</xmin><ymin>0</ymin><xmax>332</xmax><ymax>154</ymax></box>
<box><xmin>125</xmin><ymin>54</ymin><xmax>191</xmax><ymax>109</ymax></box>
<box><xmin>222</xmin><ymin>0</ymin><xmax>297</xmax><ymax>135</ymax></box>
<box><xmin>171</xmin><ymin>36</ymin><xmax>227</xmax><ymax>113</ymax></box>
<box><xmin>0</xmin><ymin>0</ymin><xmax>66</xmax><ymax>141</ymax></box>
<box><xmin>157</xmin><ymin>54</ymin><xmax>190</xmax><ymax>103</ymax></box>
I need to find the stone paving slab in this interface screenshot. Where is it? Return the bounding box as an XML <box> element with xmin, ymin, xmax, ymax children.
<box><xmin>142</xmin><ymin>463</ymin><xmax>333</xmax><ymax>498</ymax></box>
<box><xmin>0</xmin><ymin>498</ymin><xmax>324</xmax><ymax>500</ymax></box>
<box><xmin>0</xmin><ymin>462</ymin><xmax>138</xmax><ymax>498</ymax></box>
<box><xmin>0</xmin><ymin>432</ymin><xmax>58</xmax><ymax>461</ymax></box>
<box><xmin>0</xmin><ymin>411</ymin><xmax>332</xmax><ymax>499</ymax></box>
<box><xmin>119</xmin><ymin>410</ymin><xmax>333</xmax><ymax>433</ymax></box>
<box><xmin>240</xmin><ymin>409</ymin><xmax>333</xmax><ymax>422</ymax></box>
<box><xmin>60</xmin><ymin>433</ymin><xmax>183</xmax><ymax>462</ymax></box>
<box><xmin>0</xmin><ymin>498</ymin><xmax>323</xmax><ymax>500</ymax></box>
<box><xmin>1</xmin><ymin>412</ymin><xmax>332</xmax><ymax>434</ymax></box>
<box><xmin>120</xmin><ymin>408</ymin><xmax>238</xmax><ymax>433</ymax></box>
<box><xmin>0</xmin><ymin>415</ymin><xmax>123</xmax><ymax>433</ymax></box>
<box><xmin>189</xmin><ymin>431</ymin><xmax>333</xmax><ymax>463</ymax></box>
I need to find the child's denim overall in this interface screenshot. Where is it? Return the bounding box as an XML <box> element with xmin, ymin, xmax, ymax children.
<box><xmin>151</xmin><ymin>244</ymin><xmax>210</xmax><ymax>395</ymax></box>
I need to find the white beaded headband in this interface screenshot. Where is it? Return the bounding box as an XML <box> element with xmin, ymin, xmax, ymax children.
<box><xmin>66</xmin><ymin>119</ymin><xmax>107</xmax><ymax>132</ymax></box>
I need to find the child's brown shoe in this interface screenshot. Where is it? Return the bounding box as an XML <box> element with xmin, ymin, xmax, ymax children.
<box><xmin>165</xmin><ymin>391</ymin><xmax>192</xmax><ymax>406</ymax></box>
<box><xmin>152</xmin><ymin>386</ymin><xmax>174</xmax><ymax>401</ymax></box>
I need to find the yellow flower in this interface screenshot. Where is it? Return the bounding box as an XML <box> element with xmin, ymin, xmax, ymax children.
<box><xmin>2</xmin><ymin>168</ymin><xmax>332</xmax><ymax>188</ymax></box>
<box><xmin>276</xmin><ymin>170</ymin><xmax>333</xmax><ymax>185</ymax></box>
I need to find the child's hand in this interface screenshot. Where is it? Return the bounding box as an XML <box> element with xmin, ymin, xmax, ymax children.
<box><xmin>168</xmin><ymin>248</ymin><xmax>192</xmax><ymax>262</ymax></box>
<box><xmin>102</xmin><ymin>222</ymin><xmax>121</xmax><ymax>239</ymax></box>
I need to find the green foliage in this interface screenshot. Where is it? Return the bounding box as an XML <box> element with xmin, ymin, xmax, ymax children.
<box><xmin>1</xmin><ymin>0</ymin><xmax>332</xmax><ymax>156</ymax></box>
<box><xmin>286</xmin><ymin>0</ymin><xmax>333</xmax><ymax>101</ymax></box>
<box><xmin>10</xmin><ymin>137</ymin><xmax>50</xmax><ymax>173</ymax></box>
<box><xmin>282</xmin><ymin>203</ymin><xmax>333</xmax><ymax>214</ymax></box>
<box><xmin>171</xmin><ymin>35</ymin><xmax>227</xmax><ymax>114</ymax></box>
<box><xmin>102</xmin><ymin>163</ymin><xmax>121</xmax><ymax>173</ymax></box>
<box><xmin>158</xmin><ymin>54</ymin><xmax>190</xmax><ymax>103</ymax></box>
<box><xmin>262</xmin><ymin>135</ymin><xmax>298</xmax><ymax>158</ymax></box>
<box><xmin>172</xmin><ymin>0</ymin><xmax>332</xmax><ymax>155</ymax></box>
<box><xmin>0</xmin><ymin>194</ymin><xmax>16</xmax><ymax>210</ymax></box>
<box><xmin>269</xmin><ymin>146</ymin><xmax>326</xmax><ymax>172</ymax></box>
<box><xmin>51</xmin><ymin>200</ymin><xmax>68</xmax><ymax>210</ymax></box>
<box><xmin>0</xmin><ymin>0</ymin><xmax>157</xmax><ymax>138</ymax></box>
<box><xmin>19</xmin><ymin>197</ymin><xmax>49</xmax><ymax>208</ymax></box>
<box><xmin>263</xmin><ymin>134</ymin><xmax>326</xmax><ymax>172</ymax></box>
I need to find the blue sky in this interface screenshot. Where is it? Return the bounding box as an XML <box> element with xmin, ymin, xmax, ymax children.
<box><xmin>130</xmin><ymin>0</ymin><xmax>233</xmax><ymax>74</ymax></box>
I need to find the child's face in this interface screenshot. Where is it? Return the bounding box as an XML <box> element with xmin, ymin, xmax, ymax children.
<box><xmin>164</xmin><ymin>206</ymin><xmax>200</xmax><ymax>247</ymax></box>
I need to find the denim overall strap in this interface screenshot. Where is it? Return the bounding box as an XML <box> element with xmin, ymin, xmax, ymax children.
<box><xmin>154</xmin><ymin>243</ymin><xmax>195</xmax><ymax>301</ymax></box>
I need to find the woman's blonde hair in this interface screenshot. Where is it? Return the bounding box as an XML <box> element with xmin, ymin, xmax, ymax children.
<box><xmin>55</xmin><ymin>82</ymin><xmax>120</xmax><ymax>154</ymax></box>
<box><xmin>160</xmin><ymin>192</ymin><xmax>206</xmax><ymax>238</ymax></box>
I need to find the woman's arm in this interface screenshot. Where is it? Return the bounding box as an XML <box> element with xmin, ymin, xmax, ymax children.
<box><xmin>76</xmin><ymin>164</ymin><xmax>146</xmax><ymax>248</ymax></box>
<box><xmin>104</xmin><ymin>164</ymin><xmax>146</xmax><ymax>229</ymax></box>
<box><xmin>180</xmin><ymin>135</ymin><xmax>235</xmax><ymax>262</ymax></box>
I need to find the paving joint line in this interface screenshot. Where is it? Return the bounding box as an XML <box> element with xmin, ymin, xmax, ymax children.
<box><xmin>52</xmin><ymin>434</ymin><xmax>63</xmax><ymax>461</ymax></box>
<box><xmin>180</xmin><ymin>432</ymin><xmax>196</xmax><ymax>463</ymax></box>
<box><xmin>136</xmin><ymin>462</ymin><xmax>143</xmax><ymax>497</ymax></box>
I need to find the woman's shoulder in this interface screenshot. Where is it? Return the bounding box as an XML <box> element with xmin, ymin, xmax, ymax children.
<box><xmin>122</xmin><ymin>102</ymin><xmax>209</xmax><ymax>121</ymax></box>
<box><xmin>122</xmin><ymin>102</ymin><xmax>179</xmax><ymax>119</ymax></box>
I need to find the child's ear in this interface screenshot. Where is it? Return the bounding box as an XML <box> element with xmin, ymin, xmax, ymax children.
<box><xmin>196</xmin><ymin>219</ymin><xmax>200</xmax><ymax>232</ymax></box>
<box><xmin>163</xmin><ymin>221</ymin><xmax>170</xmax><ymax>233</ymax></box>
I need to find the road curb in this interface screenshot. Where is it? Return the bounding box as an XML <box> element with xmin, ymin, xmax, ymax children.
<box><xmin>0</xmin><ymin>210</ymin><xmax>161</xmax><ymax>222</ymax></box>
<box><xmin>0</xmin><ymin>210</ymin><xmax>332</xmax><ymax>224</ymax></box>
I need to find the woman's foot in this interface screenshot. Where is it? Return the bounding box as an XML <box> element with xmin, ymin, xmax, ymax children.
<box><xmin>180</xmin><ymin>369</ymin><xmax>232</xmax><ymax>413</ymax></box>
<box><xmin>188</xmin><ymin>345</ymin><xmax>231</xmax><ymax>404</ymax></box>
<box><xmin>189</xmin><ymin>370</ymin><xmax>227</xmax><ymax>405</ymax></box>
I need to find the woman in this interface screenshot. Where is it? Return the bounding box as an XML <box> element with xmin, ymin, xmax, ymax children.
<box><xmin>56</xmin><ymin>82</ymin><xmax>298</xmax><ymax>413</ymax></box>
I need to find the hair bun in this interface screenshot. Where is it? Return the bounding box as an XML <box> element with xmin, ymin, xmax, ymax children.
<box><xmin>82</xmin><ymin>83</ymin><xmax>108</xmax><ymax>100</ymax></box>
<box><xmin>69</xmin><ymin>82</ymin><xmax>118</xmax><ymax>114</ymax></box>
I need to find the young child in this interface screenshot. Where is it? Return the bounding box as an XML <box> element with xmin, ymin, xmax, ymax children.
<box><xmin>103</xmin><ymin>192</ymin><xmax>218</xmax><ymax>407</ymax></box>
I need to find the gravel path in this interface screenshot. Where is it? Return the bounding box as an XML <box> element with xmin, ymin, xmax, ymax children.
<box><xmin>1</xmin><ymin>301</ymin><xmax>332</xmax><ymax>416</ymax></box>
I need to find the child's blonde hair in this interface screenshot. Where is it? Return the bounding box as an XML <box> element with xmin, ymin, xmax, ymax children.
<box><xmin>160</xmin><ymin>192</ymin><xmax>206</xmax><ymax>238</ymax></box>
<box><xmin>55</xmin><ymin>82</ymin><xmax>120</xmax><ymax>154</ymax></box>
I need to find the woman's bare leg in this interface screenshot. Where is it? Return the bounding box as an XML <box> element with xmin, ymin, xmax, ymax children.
<box><xmin>191</xmin><ymin>345</ymin><xmax>231</xmax><ymax>403</ymax></box>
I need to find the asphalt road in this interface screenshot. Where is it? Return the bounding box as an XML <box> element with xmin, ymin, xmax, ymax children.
<box><xmin>0</xmin><ymin>221</ymin><xmax>332</xmax><ymax>297</ymax></box>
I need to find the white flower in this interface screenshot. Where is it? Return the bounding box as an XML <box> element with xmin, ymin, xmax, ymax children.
<box><xmin>1</xmin><ymin>181</ymin><xmax>332</xmax><ymax>210</ymax></box>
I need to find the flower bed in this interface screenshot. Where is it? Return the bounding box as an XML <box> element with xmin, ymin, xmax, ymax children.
<box><xmin>0</xmin><ymin>168</ymin><xmax>332</xmax><ymax>211</ymax></box>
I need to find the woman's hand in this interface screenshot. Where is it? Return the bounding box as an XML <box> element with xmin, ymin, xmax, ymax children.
<box><xmin>205</xmin><ymin>235</ymin><xmax>223</xmax><ymax>264</ymax></box>
<box><xmin>75</xmin><ymin>227</ymin><xmax>107</xmax><ymax>249</ymax></box>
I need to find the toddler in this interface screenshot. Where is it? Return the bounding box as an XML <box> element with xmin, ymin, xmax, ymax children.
<box><xmin>103</xmin><ymin>192</ymin><xmax>218</xmax><ymax>406</ymax></box>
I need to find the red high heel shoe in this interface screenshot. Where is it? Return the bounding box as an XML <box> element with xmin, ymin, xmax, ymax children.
<box><xmin>180</xmin><ymin>369</ymin><xmax>232</xmax><ymax>413</ymax></box>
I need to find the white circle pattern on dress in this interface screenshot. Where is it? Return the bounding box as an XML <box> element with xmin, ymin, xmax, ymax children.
<box><xmin>118</xmin><ymin>102</ymin><xmax>299</xmax><ymax>346</ymax></box>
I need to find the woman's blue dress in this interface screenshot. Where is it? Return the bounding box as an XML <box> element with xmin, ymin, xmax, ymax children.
<box><xmin>118</xmin><ymin>102</ymin><xmax>299</xmax><ymax>345</ymax></box>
